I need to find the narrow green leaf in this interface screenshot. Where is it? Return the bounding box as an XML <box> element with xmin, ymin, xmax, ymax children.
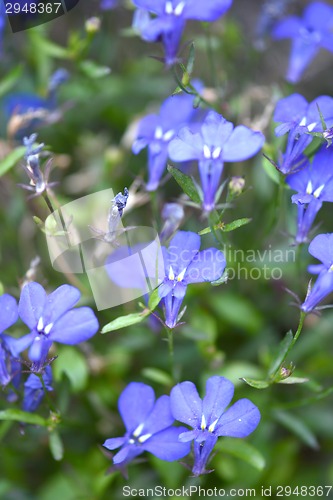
<box><xmin>148</xmin><ymin>287</ymin><xmax>161</xmax><ymax>311</ymax></box>
<box><xmin>49</xmin><ymin>430</ymin><xmax>64</xmax><ymax>461</ymax></box>
<box><xmin>0</xmin><ymin>409</ymin><xmax>48</xmax><ymax>426</ymax></box>
<box><xmin>0</xmin><ymin>65</ymin><xmax>23</xmax><ymax>98</ymax></box>
<box><xmin>216</xmin><ymin>438</ymin><xmax>266</xmax><ymax>471</ymax></box>
<box><xmin>268</xmin><ymin>330</ymin><xmax>293</xmax><ymax>377</ymax></box>
<box><xmin>222</xmin><ymin>218</ymin><xmax>252</xmax><ymax>232</ymax></box>
<box><xmin>167</xmin><ymin>165</ymin><xmax>201</xmax><ymax>203</ymax></box>
<box><xmin>0</xmin><ymin>147</ymin><xmax>26</xmax><ymax>177</ymax></box>
<box><xmin>273</xmin><ymin>410</ymin><xmax>319</xmax><ymax>449</ymax></box>
<box><xmin>101</xmin><ymin>311</ymin><xmax>149</xmax><ymax>333</ymax></box>
<box><xmin>79</xmin><ymin>60</ymin><xmax>111</xmax><ymax>79</ymax></box>
<box><xmin>142</xmin><ymin>367</ymin><xmax>173</xmax><ymax>386</ymax></box>
<box><xmin>278</xmin><ymin>376</ymin><xmax>309</xmax><ymax>385</ymax></box>
<box><xmin>186</xmin><ymin>42</ymin><xmax>195</xmax><ymax>75</ymax></box>
<box><xmin>262</xmin><ymin>155</ymin><xmax>280</xmax><ymax>184</ymax></box>
<box><xmin>241</xmin><ymin>378</ymin><xmax>270</xmax><ymax>389</ymax></box>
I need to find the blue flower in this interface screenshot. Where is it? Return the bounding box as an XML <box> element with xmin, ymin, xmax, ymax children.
<box><xmin>0</xmin><ymin>3</ymin><xmax>5</xmax><ymax>55</ymax></box>
<box><xmin>168</xmin><ymin>110</ymin><xmax>264</xmax><ymax>211</ymax></box>
<box><xmin>103</xmin><ymin>382</ymin><xmax>190</xmax><ymax>467</ymax></box>
<box><xmin>22</xmin><ymin>366</ymin><xmax>53</xmax><ymax>413</ymax></box>
<box><xmin>268</xmin><ymin>127</ymin><xmax>311</xmax><ymax>175</ymax></box>
<box><xmin>254</xmin><ymin>0</ymin><xmax>293</xmax><ymax>50</ymax></box>
<box><xmin>4</xmin><ymin>282</ymin><xmax>99</xmax><ymax>366</ymax></box>
<box><xmin>132</xmin><ymin>91</ymin><xmax>199</xmax><ymax>191</ymax></box>
<box><xmin>272</xmin><ymin>1</ymin><xmax>333</xmax><ymax>83</ymax></box>
<box><xmin>286</xmin><ymin>145</ymin><xmax>333</xmax><ymax>243</ymax></box>
<box><xmin>132</xmin><ymin>0</ymin><xmax>233</xmax><ymax>66</ymax></box>
<box><xmin>4</xmin><ymin>68</ymin><xmax>69</xmax><ymax>138</ymax></box>
<box><xmin>302</xmin><ymin>233</ymin><xmax>333</xmax><ymax>312</ymax></box>
<box><xmin>100</xmin><ymin>0</ymin><xmax>119</xmax><ymax>9</ymax></box>
<box><xmin>159</xmin><ymin>231</ymin><xmax>226</xmax><ymax>328</ymax></box>
<box><xmin>274</xmin><ymin>93</ymin><xmax>333</xmax><ymax>137</ymax></box>
<box><xmin>0</xmin><ymin>294</ymin><xmax>19</xmax><ymax>387</ymax></box>
<box><xmin>170</xmin><ymin>376</ymin><xmax>261</xmax><ymax>476</ymax></box>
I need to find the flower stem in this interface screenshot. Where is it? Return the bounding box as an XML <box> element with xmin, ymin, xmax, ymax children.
<box><xmin>37</xmin><ymin>373</ymin><xmax>57</xmax><ymax>414</ymax></box>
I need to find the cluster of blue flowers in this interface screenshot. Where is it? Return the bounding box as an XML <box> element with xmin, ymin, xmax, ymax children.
<box><xmin>0</xmin><ymin>283</ymin><xmax>98</xmax><ymax>411</ymax></box>
<box><xmin>103</xmin><ymin>376</ymin><xmax>260</xmax><ymax>476</ymax></box>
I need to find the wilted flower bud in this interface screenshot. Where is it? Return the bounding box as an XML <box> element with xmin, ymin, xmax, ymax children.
<box><xmin>228</xmin><ymin>176</ymin><xmax>245</xmax><ymax>196</ymax></box>
<box><xmin>85</xmin><ymin>17</ymin><xmax>101</xmax><ymax>34</ymax></box>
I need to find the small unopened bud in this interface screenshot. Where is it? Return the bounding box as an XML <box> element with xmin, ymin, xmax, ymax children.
<box><xmin>85</xmin><ymin>17</ymin><xmax>101</xmax><ymax>34</ymax></box>
<box><xmin>279</xmin><ymin>363</ymin><xmax>294</xmax><ymax>380</ymax></box>
<box><xmin>229</xmin><ymin>176</ymin><xmax>245</xmax><ymax>196</ymax></box>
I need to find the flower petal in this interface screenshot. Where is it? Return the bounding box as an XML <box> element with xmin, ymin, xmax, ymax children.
<box><xmin>132</xmin><ymin>0</ymin><xmax>165</xmax><ymax>16</ymax></box>
<box><xmin>308</xmin><ymin>233</ymin><xmax>333</xmax><ymax>267</ymax></box>
<box><xmin>201</xmin><ymin>111</ymin><xmax>234</xmax><ymax>149</ymax></box>
<box><xmin>141</xmin><ymin>395</ymin><xmax>174</xmax><ymax>435</ymax></box>
<box><xmin>223</xmin><ymin>126</ymin><xmax>264</xmax><ymax>162</ymax></box>
<box><xmin>170</xmin><ymin>380</ymin><xmax>202</xmax><ymax>427</ymax></box>
<box><xmin>185</xmin><ymin>248</ymin><xmax>226</xmax><ymax>284</ymax></box>
<box><xmin>28</xmin><ymin>337</ymin><xmax>52</xmax><ymax>363</ymax></box>
<box><xmin>0</xmin><ymin>294</ymin><xmax>18</xmax><ymax>333</ymax></box>
<box><xmin>286</xmin><ymin>37</ymin><xmax>319</xmax><ymax>84</ymax></box>
<box><xmin>19</xmin><ymin>282</ymin><xmax>46</xmax><ymax>329</ymax></box>
<box><xmin>143</xmin><ymin>426</ymin><xmax>191</xmax><ymax>461</ymax></box>
<box><xmin>118</xmin><ymin>382</ymin><xmax>156</xmax><ymax>432</ymax></box>
<box><xmin>1</xmin><ymin>332</ymin><xmax>36</xmax><ymax>357</ymax></box>
<box><xmin>183</xmin><ymin>0</ymin><xmax>232</xmax><ymax>21</ymax></box>
<box><xmin>48</xmin><ymin>307</ymin><xmax>99</xmax><ymax>344</ymax></box>
<box><xmin>215</xmin><ymin>398</ymin><xmax>261</xmax><ymax>437</ymax></box>
<box><xmin>272</xmin><ymin>17</ymin><xmax>302</xmax><ymax>39</ymax></box>
<box><xmin>168</xmin><ymin>128</ymin><xmax>203</xmax><ymax>162</ymax></box>
<box><xmin>42</xmin><ymin>284</ymin><xmax>81</xmax><ymax>325</ymax></box>
<box><xmin>167</xmin><ymin>231</ymin><xmax>201</xmax><ymax>274</ymax></box>
<box><xmin>202</xmin><ymin>376</ymin><xmax>235</xmax><ymax>425</ymax></box>
<box><xmin>103</xmin><ymin>437</ymin><xmax>126</xmax><ymax>450</ymax></box>
<box><xmin>302</xmin><ymin>268</ymin><xmax>333</xmax><ymax>312</ymax></box>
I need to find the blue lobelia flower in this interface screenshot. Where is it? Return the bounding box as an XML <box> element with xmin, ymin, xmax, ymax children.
<box><xmin>302</xmin><ymin>233</ymin><xmax>333</xmax><ymax>312</ymax></box>
<box><xmin>22</xmin><ymin>366</ymin><xmax>53</xmax><ymax>413</ymax></box>
<box><xmin>170</xmin><ymin>376</ymin><xmax>261</xmax><ymax>476</ymax></box>
<box><xmin>4</xmin><ymin>282</ymin><xmax>99</xmax><ymax>366</ymax></box>
<box><xmin>100</xmin><ymin>0</ymin><xmax>119</xmax><ymax>9</ymax></box>
<box><xmin>159</xmin><ymin>231</ymin><xmax>226</xmax><ymax>328</ymax></box>
<box><xmin>286</xmin><ymin>145</ymin><xmax>333</xmax><ymax>243</ymax></box>
<box><xmin>168</xmin><ymin>110</ymin><xmax>264</xmax><ymax>211</ymax></box>
<box><xmin>103</xmin><ymin>382</ymin><xmax>191</xmax><ymax>467</ymax></box>
<box><xmin>0</xmin><ymin>293</ymin><xmax>19</xmax><ymax>387</ymax></box>
<box><xmin>132</xmin><ymin>0</ymin><xmax>233</xmax><ymax>66</ymax></box>
<box><xmin>272</xmin><ymin>1</ymin><xmax>333</xmax><ymax>83</ymax></box>
<box><xmin>269</xmin><ymin>128</ymin><xmax>311</xmax><ymax>175</ymax></box>
<box><xmin>273</xmin><ymin>93</ymin><xmax>333</xmax><ymax>137</ymax></box>
<box><xmin>0</xmin><ymin>2</ymin><xmax>5</xmax><ymax>55</ymax></box>
<box><xmin>254</xmin><ymin>0</ymin><xmax>294</xmax><ymax>50</ymax></box>
<box><xmin>132</xmin><ymin>91</ymin><xmax>199</xmax><ymax>191</ymax></box>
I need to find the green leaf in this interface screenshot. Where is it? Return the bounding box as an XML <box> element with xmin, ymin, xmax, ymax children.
<box><xmin>79</xmin><ymin>60</ymin><xmax>111</xmax><ymax>79</ymax></box>
<box><xmin>29</xmin><ymin>29</ymin><xmax>68</xmax><ymax>59</ymax></box>
<box><xmin>186</xmin><ymin>42</ymin><xmax>195</xmax><ymax>75</ymax></box>
<box><xmin>278</xmin><ymin>376</ymin><xmax>309</xmax><ymax>385</ymax></box>
<box><xmin>0</xmin><ymin>65</ymin><xmax>23</xmax><ymax>98</ymax></box>
<box><xmin>222</xmin><ymin>218</ymin><xmax>252</xmax><ymax>232</ymax></box>
<box><xmin>262</xmin><ymin>155</ymin><xmax>280</xmax><ymax>184</ymax></box>
<box><xmin>142</xmin><ymin>367</ymin><xmax>173</xmax><ymax>386</ymax></box>
<box><xmin>167</xmin><ymin>165</ymin><xmax>201</xmax><ymax>203</ymax></box>
<box><xmin>216</xmin><ymin>438</ymin><xmax>266</xmax><ymax>471</ymax></box>
<box><xmin>273</xmin><ymin>410</ymin><xmax>319</xmax><ymax>449</ymax></box>
<box><xmin>241</xmin><ymin>378</ymin><xmax>270</xmax><ymax>389</ymax></box>
<box><xmin>148</xmin><ymin>287</ymin><xmax>161</xmax><ymax>311</ymax></box>
<box><xmin>101</xmin><ymin>311</ymin><xmax>149</xmax><ymax>333</ymax></box>
<box><xmin>49</xmin><ymin>431</ymin><xmax>64</xmax><ymax>461</ymax></box>
<box><xmin>0</xmin><ymin>409</ymin><xmax>49</xmax><ymax>426</ymax></box>
<box><xmin>0</xmin><ymin>147</ymin><xmax>26</xmax><ymax>178</ymax></box>
<box><xmin>268</xmin><ymin>330</ymin><xmax>293</xmax><ymax>377</ymax></box>
<box><xmin>53</xmin><ymin>347</ymin><xmax>88</xmax><ymax>392</ymax></box>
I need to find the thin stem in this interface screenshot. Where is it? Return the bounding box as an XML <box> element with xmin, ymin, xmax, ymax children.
<box><xmin>208</xmin><ymin>210</ymin><xmax>224</xmax><ymax>249</ymax></box>
<box><xmin>205</xmin><ymin>24</ymin><xmax>217</xmax><ymax>88</ymax></box>
<box><xmin>165</xmin><ymin>326</ymin><xmax>175</xmax><ymax>382</ymax></box>
<box><xmin>37</xmin><ymin>373</ymin><xmax>58</xmax><ymax>414</ymax></box>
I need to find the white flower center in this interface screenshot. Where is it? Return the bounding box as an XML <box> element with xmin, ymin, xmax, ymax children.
<box><xmin>165</xmin><ymin>1</ymin><xmax>185</xmax><ymax>16</ymax></box>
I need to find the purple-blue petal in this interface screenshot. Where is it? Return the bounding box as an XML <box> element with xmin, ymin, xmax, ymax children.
<box><xmin>183</xmin><ymin>0</ymin><xmax>232</xmax><ymax>21</ymax></box>
<box><xmin>303</xmin><ymin>1</ymin><xmax>333</xmax><ymax>31</ymax></box>
<box><xmin>307</xmin><ymin>96</ymin><xmax>333</xmax><ymax>131</ymax></box>
<box><xmin>28</xmin><ymin>337</ymin><xmax>52</xmax><ymax>363</ymax></box>
<box><xmin>19</xmin><ymin>282</ymin><xmax>46</xmax><ymax>329</ymax></box>
<box><xmin>302</xmin><ymin>268</ymin><xmax>333</xmax><ymax>312</ymax></box>
<box><xmin>103</xmin><ymin>437</ymin><xmax>126</xmax><ymax>450</ymax></box>
<box><xmin>185</xmin><ymin>248</ymin><xmax>226</xmax><ymax>284</ymax></box>
<box><xmin>223</xmin><ymin>126</ymin><xmax>264</xmax><ymax>162</ymax></box>
<box><xmin>168</xmin><ymin>128</ymin><xmax>203</xmax><ymax>162</ymax></box>
<box><xmin>132</xmin><ymin>0</ymin><xmax>165</xmax><ymax>16</ymax></box>
<box><xmin>141</xmin><ymin>395</ymin><xmax>174</xmax><ymax>435</ymax></box>
<box><xmin>48</xmin><ymin>307</ymin><xmax>99</xmax><ymax>344</ymax></box>
<box><xmin>41</xmin><ymin>284</ymin><xmax>81</xmax><ymax>326</ymax></box>
<box><xmin>286</xmin><ymin>37</ymin><xmax>319</xmax><ymax>84</ymax></box>
<box><xmin>308</xmin><ymin>233</ymin><xmax>333</xmax><ymax>267</ymax></box>
<box><xmin>1</xmin><ymin>332</ymin><xmax>36</xmax><ymax>357</ymax></box>
<box><xmin>170</xmin><ymin>380</ymin><xmax>202</xmax><ymax>427</ymax></box>
<box><xmin>167</xmin><ymin>231</ymin><xmax>201</xmax><ymax>273</ymax></box>
<box><xmin>273</xmin><ymin>93</ymin><xmax>308</xmax><ymax>133</ymax></box>
<box><xmin>202</xmin><ymin>376</ymin><xmax>234</xmax><ymax>425</ymax></box>
<box><xmin>118</xmin><ymin>382</ymin><xmax>156</xmax><ymax>432</ymax></box>
<box><xmin>0</xmin><ymin>294</ymin><xmax>18</xmax><ymax>333</ymax></box>
<box><xmin>215</xmin><ymin>398</ymin><xmax>261</xmax><ymax>437</ymax></box>
<box><xmin>272</xmin><ymin>16</ymin><xmax>302</xmax><ymax>39</ymax></box>
<box><xmin>201</xmin><ymin>111</ymin><xmax>234</xmax><ymax>148</ymax></box>
<box><xmin>142</xmin><ymin>426</ymin><xmax>191</xmax><ymax>461</ymax></box>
